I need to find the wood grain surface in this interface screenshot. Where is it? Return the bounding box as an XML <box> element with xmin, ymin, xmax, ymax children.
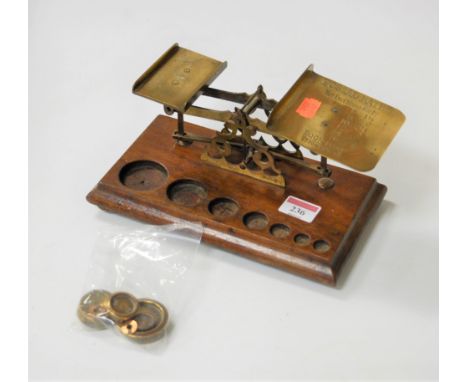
<box><xmin>87</xmin><ymin>115</ymin><xmax>386</xmax><ymax>285</ymax></box>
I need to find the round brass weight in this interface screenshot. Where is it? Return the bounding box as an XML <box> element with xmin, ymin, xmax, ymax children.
<box><xmin>108</xmin><ymin>292</ymin><xmax>139</xmax><ymax>322</ymax></box>
<box><xmin>120</xmin><ymin>299</ymin><xmax>169</xmax><ymax>343</ymax></box>
<box><xmin>77</xmin><ymin>289</ymin><xmax>112</xmax><ymax>330</ymax></box>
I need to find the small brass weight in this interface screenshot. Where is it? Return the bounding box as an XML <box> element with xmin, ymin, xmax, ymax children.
<box><xmin>77</xmin><ymin>290</ymin><xmax>168</xmax><ymax>343</ymax></box>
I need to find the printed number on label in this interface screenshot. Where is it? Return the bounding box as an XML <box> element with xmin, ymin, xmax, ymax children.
<box><xmin>278</xmin><ymin>196</ymin><xmax>321</xmax><ymax>223</ymax></box>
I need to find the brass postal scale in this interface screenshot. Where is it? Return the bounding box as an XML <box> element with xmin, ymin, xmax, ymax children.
<box><xmin>87</xmin><ymin>43</ymin><xmax>405</xmax><ymax>285</ymax></box>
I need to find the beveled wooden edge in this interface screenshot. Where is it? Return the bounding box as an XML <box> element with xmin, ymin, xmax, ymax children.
<box><xmin>331</xmin><ymin>182</ymin><xmax>387</xmax><ymax>285</ymax></box>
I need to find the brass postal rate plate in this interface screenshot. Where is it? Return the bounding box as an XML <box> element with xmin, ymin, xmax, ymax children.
<box><xmin>266</xmin><ymin>66</ymin><xmax>405</xmax><ymax>171</ymax></box>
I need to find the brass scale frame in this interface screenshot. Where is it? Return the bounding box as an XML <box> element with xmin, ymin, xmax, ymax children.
<box><xmin>133</xmin><ymin>44</ymin><xmax>405</xmax><ymax>188</ymax></box>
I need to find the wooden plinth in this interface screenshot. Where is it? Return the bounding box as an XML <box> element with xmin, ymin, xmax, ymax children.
<box><xmin>87</xmin><ymin>115</ymin><xmax>386</xmax><ymax>286</ymax></box>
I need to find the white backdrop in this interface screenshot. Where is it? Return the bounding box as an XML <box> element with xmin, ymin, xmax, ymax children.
<box><xmin>29</xmin><ymin>0</ymin><xmax>438</xmax><ymax>380</ymax></box>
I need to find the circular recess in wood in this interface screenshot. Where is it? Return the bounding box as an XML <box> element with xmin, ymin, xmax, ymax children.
<box><xmin>167</xmin><ymin>179</ymin><xmax>208</xmax><ymax>207</ymax></box>
<box><xmin>269</xmin><ymin>224</ymin><xmax>291</xmax><ymax>239</ymax></box>
<box><xmin>294</xmin><ymin>233</ymin><xmax>311</xmax><ymax>246</ymax></box>
<box><xmin>313</xmin><ymin>239</ymin><xmax>331</xmax><ymax>253</ymax></box>
<box><xmin>119</xmin><ymin>160</ymin><xmax>168</xmax><ymax>191</ymax></box>
<box><xmin>208</xmin><ymin>197</ymin><xmax>240</xmax><ymax>218</ymax></box>
<box><xmin>243</xmin><ymin>212</ymin><xmax>268</xmax><ymax>230</ymax></box>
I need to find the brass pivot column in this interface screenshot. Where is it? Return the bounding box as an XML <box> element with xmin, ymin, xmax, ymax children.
<box><xmin>164</xmin><ymin>105</ymin><xmax>190</xmax><ymax>146</ymax></box>
<box><xmin>176</xmin><ymin>111</ymin><xmax>188</xmax><ymax>146</ymax></box>
<box><xmin>318</xmin><ymin>156</ymin><xmax>335</xmax><ymax>190</ymax></box>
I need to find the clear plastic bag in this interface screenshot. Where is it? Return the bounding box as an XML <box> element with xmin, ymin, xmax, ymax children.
<box><xmin>76</xmin><ymin>221</ymin><xmax>203</xmax><ymax>348</ymax></box>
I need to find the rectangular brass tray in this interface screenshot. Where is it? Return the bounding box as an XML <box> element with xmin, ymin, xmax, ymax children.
<box><xmin>132</xmin><ymin>43</ymin><xmax>227</xmax><ymax>112</ymax></box>
<box><xmin>267</xmin><ymin>66</ymin><xmax>405</xmax><ymax>171</ymax></box>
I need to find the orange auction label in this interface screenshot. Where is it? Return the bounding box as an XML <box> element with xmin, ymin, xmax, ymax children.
<box><xmin>296</xmin><ymin>97</ymin><xmax>321</xmax><ymax>118</ymax></box>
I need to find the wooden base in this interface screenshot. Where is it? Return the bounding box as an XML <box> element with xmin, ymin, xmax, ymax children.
<box><xmin>87</xmin><ymin>115</ymin><xmax>386</xmax><ymax>286</ymax></box>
